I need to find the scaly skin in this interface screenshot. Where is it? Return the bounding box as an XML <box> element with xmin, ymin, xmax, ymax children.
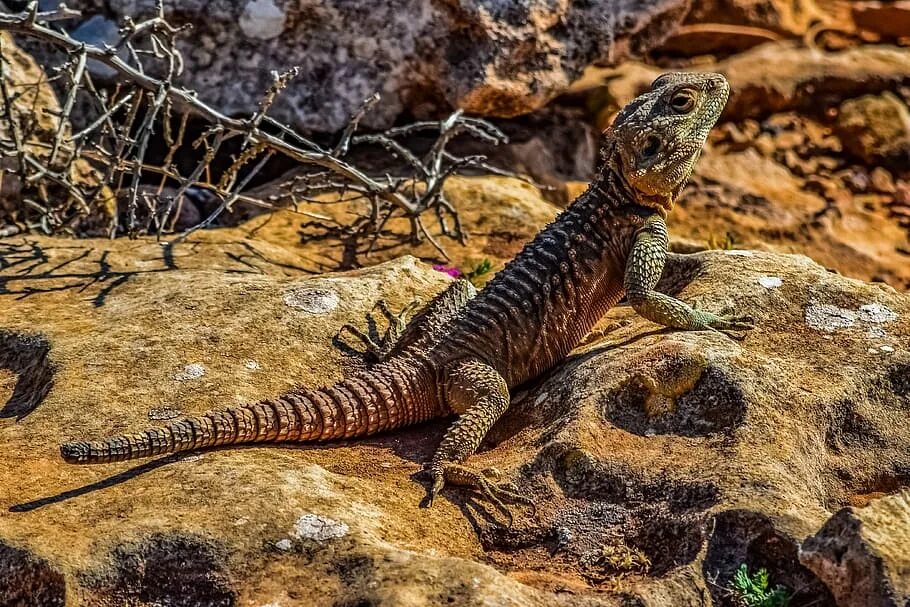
<box><xmin>60</xmin><ymin>72</ymin><xmax>753</xmax><ymax>522</ymax></box>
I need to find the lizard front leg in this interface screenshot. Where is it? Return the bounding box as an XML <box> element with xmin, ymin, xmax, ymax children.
<box><xmin>428</xmin><ymin>358</ymin><xmax>532</xmax><ymax>525</ymax></box>
<box><xmin>625</xmin><ymin>214</ymin><xmax>754</xmax><ymax>335</ymax></box>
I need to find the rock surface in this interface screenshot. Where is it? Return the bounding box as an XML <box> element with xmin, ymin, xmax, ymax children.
<box><xmin>65</xmin><ymin>0</ymin><xmax>690</xmax><ymax>131</ymax></box>
<box><xmin>237</xmin><ymin>175</ymin><xmax>561</xmax><ymax>276</ymax></box>
<box><xmin>800</xmin><ymin>490</ymin><xmax>910</xmax><ymax>607</ymax></box>
<box><xmin>835</xmin><ymin>92</ymin><xmax>910</xmax><ymax>164</ymax></box>
<box><xmin>0</xmin><ymin>220</ymin><xmax>908</xmax><ymax>604</ymax></box>
<box><xmin>569</xmin><ymin>43</ymin><xmax>910</xmax><ymax>124</ymax></box>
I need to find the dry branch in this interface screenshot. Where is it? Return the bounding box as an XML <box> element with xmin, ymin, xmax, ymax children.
<box><xmin>0</xmin><ymin>2</ymin><xmax>517</xmax><ymax>259</ymax></box>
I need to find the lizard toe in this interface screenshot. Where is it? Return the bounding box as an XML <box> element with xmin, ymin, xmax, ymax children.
<box><xmin>720</xmin><ymin>314</ymin><xmax>755</xmax><ymax>331</ymax></box>
<box><xmin>430</xmin><ymin>461</ymin><xmax>532</xmax><ymax>526</ymax></box>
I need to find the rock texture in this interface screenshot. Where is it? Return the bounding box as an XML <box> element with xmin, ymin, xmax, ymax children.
<box><xmin>835</xmin><ymin>92</ymin><xmax>910</xmax><ymax>165</ymax></box>
<box><xmin>237</xmin><ymin>175</ymin><xmax>561</xmax><ymax>276</ymax></box>
<box><xmin>66</xmin><ymin>0</ymin><xmax>690</xmax><ymax>130</ymax></box>
<box><xmin>800</xmin><ymin>490</ymin><xmax>910</xmax><ymax>607</ymax></box>
<box><xmin>569</xmin><ymin>43</ymin><xmax>910</xmax><ymax>124</ymax></box>
<box><xmin>0</xmin><ymin>218</ymin><xmax>908</xmax><ymax>604</ymax></box>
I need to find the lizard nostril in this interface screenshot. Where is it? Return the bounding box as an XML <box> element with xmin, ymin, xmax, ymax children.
<box><xmin>707</xmin><ymin>75</ymin><xmax>727</xmax><ymax>90</ymax></box>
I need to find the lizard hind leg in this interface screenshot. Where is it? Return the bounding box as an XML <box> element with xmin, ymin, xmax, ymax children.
<box><xmin>337</xmin><ymin>279</ymin><xmax>477</xmax><ymax>363</ymax></box>
<box><xmin>336</xmin><ymin>297</ymin><xmax>423</xmax><ymax>363</ymax></box>
<box><xmin>427</xmin><ymin>358</ymin><xmax>533</xmax><ymax>526</ymax></box>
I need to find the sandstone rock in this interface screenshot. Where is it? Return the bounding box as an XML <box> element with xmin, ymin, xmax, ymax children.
<box><xmin>852</xmin><ymin>1</ymin><xmax>910</xmax><ymax>40</ymax></box>
<box><xmin>684</xmin><ymin>0</ymin><xmax>830</xmax><ymax>37</ymax></box>
<box><xmin>657</xmin><ymin>0</ymin><xmax>835</xmax><ymax>57</ymax></box>
<box><xmin>0</xmin><ymin>219</ymin><xmax>908</xmax><ymax>604</ymax></box>
<box><xmin>800</xmin><ymin>491</ymin><xmax>910</xmax><ymax>607</ymax></box>
<box><xmin>67</xmin><ymin>0</ymin><xmax>689</xmax><ymax>131</ymax></box>
<box><xmin>835</xmin><ymin>92</ymin><xmax>910</xmax><ymax>165</ymax></box>
<box><xmin>676</xmin><ymin>146</ymin><xmax>910</xmax><ymax>290</ymax></box>
<box><xmin>569</xmin><ymin>43</ymin><xmax>910</xmax><ymax>122</ymax></box>
<box><xmin>236</xmin><ymin>175</ymin><xmax>561</xmax><ymax>275</ymax></box>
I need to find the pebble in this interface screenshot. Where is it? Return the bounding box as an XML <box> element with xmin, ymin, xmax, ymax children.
<box><xmin>757</xmin><ymin>276</ymin><xmax>783</xmax><ymax>289</ymax></box>
<box><xmin>284</xmin><ymin>288</ymin><xmax>340</xmax><ymax>314</ymax></box>
<box><xmin>293</xmin><ymin>514</ymin><xmax>349</xmax><ymax>541</ymax></box>
<box><xmin>239</xmin><ymin>0</ymin><xmax>287</xmax><ymax>40</ymax></box>
<box><xmin>174</xmin><ymin>363</ymin><xmax>205</xmax><ymax>381</ymax></box>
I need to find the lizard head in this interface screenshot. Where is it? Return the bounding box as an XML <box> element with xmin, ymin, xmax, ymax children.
<box><xmin>605</xmin><ymin>72</ymin><xmax>729</xmax><ymax>215</ymax></box>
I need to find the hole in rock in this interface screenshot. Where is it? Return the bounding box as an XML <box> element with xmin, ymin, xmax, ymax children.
<box><xmin>0</xmin><ymin>330</ymin><xmax>56</xmax><ymax>420</ymax></box>
<box><xmin>886</xmin><ymin>362</ymin><xmax>910</xmax><ymax>397</ymax></box>
<box><xmin>605</xmin><ymin>365</ymin><xmax>746</xmax><ymax>437</ymax></box>
<box><xmin>703</xmin><ymin>510</ymin><xmax>835</xmax><ymax>607</ymax></box>
<box><xmin>480</xmin><ymin>446</ymin><xmax>721</xmax><ymax>589</ymax></box>
<box><xmin>842</xmin><ymin>468</ymin><xmax>910</xmax><ymax>508</ymax></box>
<box><xmin>82</xmin><ymin>533</ymin><xmax>236</xmax><ymax>607</ymax></box>
<box><xmin>0</xmin><ymin>542</ymin><xmax>66</xmax><ymax>607</ymax></box>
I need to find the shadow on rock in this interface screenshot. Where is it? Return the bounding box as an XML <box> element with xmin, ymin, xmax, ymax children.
<box><xmin>0</xmin><ymin>330</ymin><xmax>55</xmax><ymax>420</ymax></box>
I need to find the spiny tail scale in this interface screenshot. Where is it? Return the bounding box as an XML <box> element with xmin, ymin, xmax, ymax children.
<box><xmin>61</xmin><ymin>357</ymin><xmax>438</xmax><ymax>464</ymax></box>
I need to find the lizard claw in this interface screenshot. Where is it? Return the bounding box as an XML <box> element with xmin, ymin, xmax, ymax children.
<box><xmin>705</xmin><ymin>313</ymin><xmax>755</xmax><ymax>340</ymax></box>
<box><xmin>426</xmin><ymin>461</ymin><xmax>534</xmax><ymax>526</ymax></box>
<box><xmin>427</xmin><ymin>469</ymin><xmax>445</xmax><ymax>508</ymax></box>
<box><xmin>715</xmin><ymin>314</ymin><xmax>755</xmax><ymax>331</ymax></box>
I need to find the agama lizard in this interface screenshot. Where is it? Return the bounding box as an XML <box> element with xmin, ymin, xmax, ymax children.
<box><xmin>61</xmin><ymin>72</ymin><xmax>753</xmax><ymax>520</ymax></box>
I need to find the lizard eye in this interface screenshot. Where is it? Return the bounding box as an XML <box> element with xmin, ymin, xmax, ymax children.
<box><xmin>670</xmin><ymin>89</ymin><xmax>696</xmax><ymax>113</ymax></box>
<box><xmin>640</xmin><ymin>135</ymin><xmax>662</xmax><ymax>159</ymax></box>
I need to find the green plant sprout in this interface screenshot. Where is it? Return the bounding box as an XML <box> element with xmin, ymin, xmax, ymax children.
<box><xmin>730</xmin><ymin>564</ymin><xmax>791</xmax><ymax>607</ymax></box>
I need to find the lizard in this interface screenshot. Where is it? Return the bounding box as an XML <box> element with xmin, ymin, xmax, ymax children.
<box><xmin>60</xmin><ymin>72</ymin><xmax>753</xmax><ymax>521</ymax></box>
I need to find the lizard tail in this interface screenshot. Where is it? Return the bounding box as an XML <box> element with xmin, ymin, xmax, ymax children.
<box><xmin>61</xmin><ymin>362</ymin><xmax>437</xmax><ymax>464</ymax></box>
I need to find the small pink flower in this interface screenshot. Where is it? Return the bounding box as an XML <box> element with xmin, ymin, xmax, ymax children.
<box><xmin>432</xmin><ymin>264</ymin><xmax>462</xmax><ymax>278</ymax></box>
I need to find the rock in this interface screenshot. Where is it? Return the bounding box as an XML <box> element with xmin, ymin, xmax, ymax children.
<box><xmin>657</xmin><ymin>0</ymin><xmax>836</xmax><ymax>57</ymax></box>
<box><xmin>870</xmin><ymin>167</ymin><xmax>897</xmax><ymax>194</ymax></box>
<box><xmin>67</xmin><ymin>0</ymin><xmax>690</xmax><ymax>131</ymax></box>
<box><xmin>653</xmin><ymin>22</ymin><xmax>784</xmax><ymax>58</ymax></box>
<box><xmin>684</xmin><ymin>0</ymin><xmax>831</xmax><ymax>37</ymax></box>
<box><xmin>570</xmin><ymin>44</ymin><xmax>910</xmax><ymax>122</ymax></box>
<box><xmin>668</xmin><ymin>145</ymin><xmax>910</xmax><ymax>289</ymax></box>
<box><xmin>235</xmin><ymin>175</ymin><xmax>561</xmax><ymax>274</ymax></box>
<box><xmin>497</xmin><ymin>249</ymin><xmax>908</xmax><ymax>604</ymax></box>
<box><xmin>800</xmin><ymin>491</ymin><xmax>910</xmax><ymax>606</ymax></box>
<box><xmin>852</xmin><ymin>1</ymin><xmax>910</xmax><ymax>40</ymax></box>
<box><xmin>68</xmin><ymin>15</ymin><xmax>121</xmax><ymax>80</ymax></box>
<box><xmin>1</xmin><ymin>214</ymin><xmax>909</xmax><ymax>603</ymax></box>
<box><xmin>835</xmin><ymin>92</ymin><xmax>910</xmax><ymax>165</ymax></box>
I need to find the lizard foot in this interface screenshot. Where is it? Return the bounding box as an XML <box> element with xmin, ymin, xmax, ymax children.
<box><xmin>427</xmin><ymin>461</ymin><xmax>534</xmax><ymax>526</ymax></box>
<box><xmin>336</xmin><ymin>297</ymin><xmax>423</xmax><ymax>361</ymax></box>
<box><xmin>692</xmin><ymin>301</ymin><xmax>755</xmax><ymax>339</ymax></box>
<box><xmin>706</xmin><ymin>313</ymin><xmax>755</xmax><ymax>340</ymax></box>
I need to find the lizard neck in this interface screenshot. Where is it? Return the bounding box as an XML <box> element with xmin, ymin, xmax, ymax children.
<box><xmin>446</xmin><ymin>144</ymin><xmax>655</xmax><ymax>386</ymax></box>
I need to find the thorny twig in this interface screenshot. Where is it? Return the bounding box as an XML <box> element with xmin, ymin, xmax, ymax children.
<box><xmin>0</xmin><ymin>3</ymin><xmax>517</xmax><ymax>259</ymax></box>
